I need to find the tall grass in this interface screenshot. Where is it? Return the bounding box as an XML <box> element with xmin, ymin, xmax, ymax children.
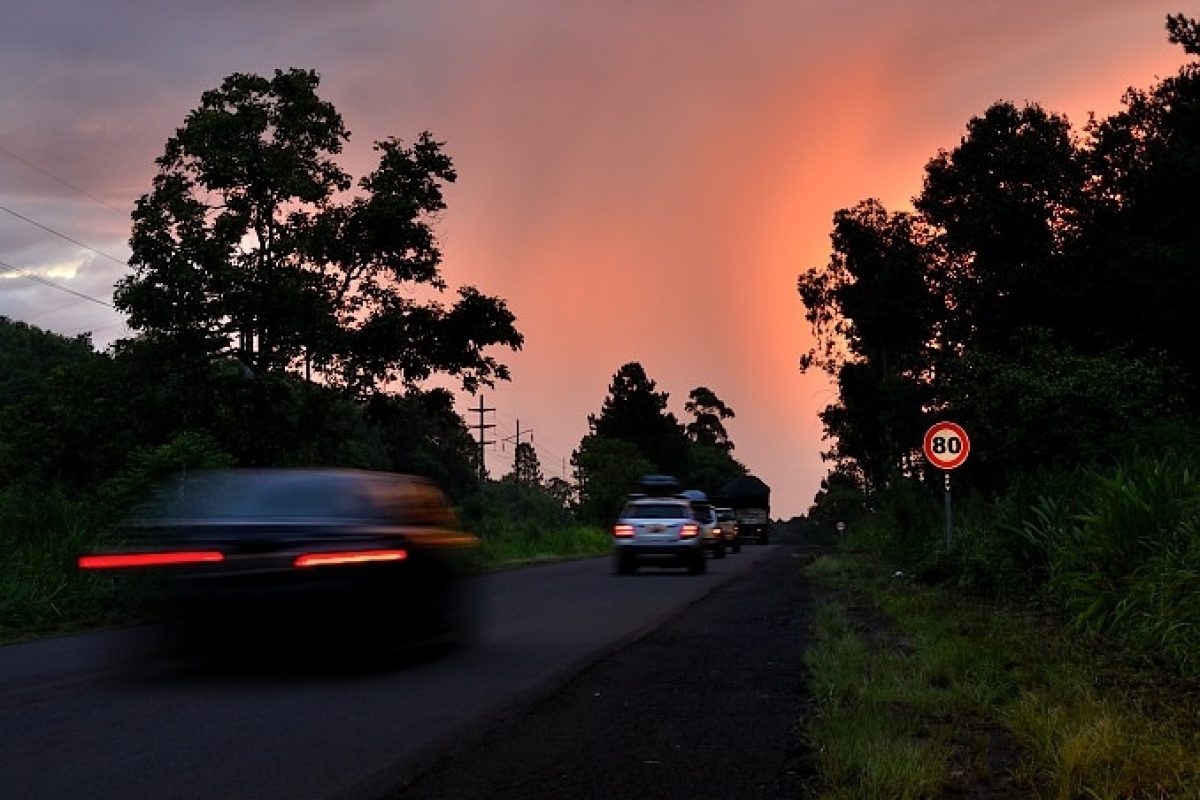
<box><xmin>1019</xmin><ymin>454</ymin><xmax>1200</xmax><ymax>675</ymax></box>
<box><xmin>457</xmin><ymin>479</ymin><xmax>610</xmax><ymax>568</ymax></box>
<box><xmin>0</xmin><ymin>485</ymin><xmax>136</xmax><ymax>639</ymax></box>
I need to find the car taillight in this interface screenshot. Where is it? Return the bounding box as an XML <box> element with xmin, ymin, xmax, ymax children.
<box><xmin>680</xmin><ymin>523</ymin><xmax>699</xmax><ymax>538</ymax></box>
<box><xmin>78</xmin><ymin>551</ymin><xmax>225</xmax><ymax>569</ymax></box>
<box><xmin>293</xmin><ymin>549</ymin><xmax>409</xmax><ymax>568</ymax></box>
<box><xmin>612</xmin><ymin>524</ymin><xmax>635</xmax><ymax>538</ymax></box>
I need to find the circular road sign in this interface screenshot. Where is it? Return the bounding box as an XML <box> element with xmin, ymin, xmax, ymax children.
<box><xmin>923</xmin><ymin>421</ymin><xmax>970</xmax><ymax>470</ymax></box>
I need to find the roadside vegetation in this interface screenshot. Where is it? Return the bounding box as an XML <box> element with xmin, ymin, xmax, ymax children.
<box><xmin>797</xmin><ymin>17</ymin><xmax>1200</xmax><ymax>787</ymax></box>
<box><xmin>804</xmin><ymin>553</ymin><xmax>1200</xmax><ymax>799</ymax></box>
<box><xmin>0</xmin><ymin>71</ymin><xmax>749</xmax><ymax>645</ymax></box>
<box><xmin>796</xmin><ymin>14</ymin><xmax>1200</xmax><ymax>797</ymax></box>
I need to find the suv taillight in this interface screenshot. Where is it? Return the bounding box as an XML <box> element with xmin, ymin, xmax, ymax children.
<box><xmin>680</xmin><ymin>523</ymin><xmax>699</xmax><ymax>538</ymax></box>
<box><xmin>613</xmin><ymin>524</ymin><xmax>635</xmax><ymax>538</ymax></box>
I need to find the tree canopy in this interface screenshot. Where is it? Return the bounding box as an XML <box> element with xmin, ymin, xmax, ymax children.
<box><xmin>587</xmin><ymin>362</ymin><xmax>690</xmax><ymax>473</ymax></box>
<box><xmin>798</xmin><ymin>15</ymin><xmax>1200</xmax><ymax>498</ymax></box>
<box><xmin>115</xmin><ymin>68</ymin><xmax>522</xmax><ymax>396</ymax></box>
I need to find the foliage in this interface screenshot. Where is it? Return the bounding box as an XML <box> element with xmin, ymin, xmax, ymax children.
<box><xmin>456</xmin><ymin>479</ymin><xmax>608</xmax><ymax>567</ymax></box>
<box><xmin>683</xmin><ymin>386</ymin><xmax>735</xmax><ymax>451</ymax></box>
<box><xmin>114</xmin><ymin>68</ymin><xmax>522</xmax><ymax>396</ymax></box>
<box><xmin>506</xmin><ymin>441</ymin><xmax>543</xmax><ymax>488</ymax></box>
<box><xmin>682</xmin><ymin>441</ymin><xmax>746</xmax><ymax>499</ymax></box>
<box><xmin>570</xmin><ymin>435</ymin><xmax>653</xmax><ymax>526</ymax></box>
<box><xmin>0</xmin><ymin>316</ymin><xmax>94</xmax><ymax>406</ymax></box>
<box><xmin>1019</xmin><ymin>454</ymin><xmax>1200</xmax><ymax>676</ymax></box>
<box><xmin>586</xmin><ymin>362</ymin><xmax>689</xmax><ymax>473</ymax></box>
<box><xmin>799</xmin><ymin>16</ymin><xmax>1200</xmax><ymax>505</ymax></box>
<box><xmin>943</xmin><ymin>337</ymin><xmax>1186</xmax><ymax>490</ymax></box>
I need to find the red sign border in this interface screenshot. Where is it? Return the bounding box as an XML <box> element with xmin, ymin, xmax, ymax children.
<box><xmin>923</xmin><ymin>421</ymin><xmax>970</xmax><ymax>470</ymax></box>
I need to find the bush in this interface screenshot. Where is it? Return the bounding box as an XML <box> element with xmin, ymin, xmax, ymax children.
<box><xmin>457</xmin><ymin>479</ymin><xmax>610</xmax><ymax>566</ymax></box>
<box><xmin>1019</xmin><ymin>454</ymin><xmax>1200</xmax><ymax>675</ymax></box>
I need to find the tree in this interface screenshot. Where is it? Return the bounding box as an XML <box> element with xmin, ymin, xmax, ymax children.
<box><xmin>916</xmin><ymin>101</ymin><xmax>1085</xmax><ymax>360</ymax></box>
<box><xmin>115</xmin><ymin>68</ymin><xmax>522</xmax><ymax>396</ymax></box>
<box><xmin>544</xmin><ymin>476</ymin><xmax>574</xmax><ymax>509</ymax></box>
<box><xmin>683</xmin><ymin>386</ymin><xmax>736</xmax><ymax>451</ymax></box>
<box><xmin>1077</xmin><ymin>21</ymin><xmax>1200</xmax><ymax>400</ymax></box>
<box><xmin>508</xmin><ymin>441</ymin><xmax>543</xmax><ymax>488</ymax></box>
<box><xmin>587</xmin><ymin>362</ymin><xmax>689</xmax><ymax>472</ymax></box>
<box><xmin>571</xmin><ymin>435</ymin><xmax>653</xmax><ymax>525</ymax></box>
<box><xmin>797</xmin><ymin>201</ymin><xmax>935</xmax><ymax>492</ymax></box>
<box><xmin>683</xmin><ymin>442</ymin><xmax>746</xmax><ymax>499</ymax></box>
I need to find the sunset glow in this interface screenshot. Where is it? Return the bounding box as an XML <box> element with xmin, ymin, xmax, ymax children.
<box><xmin>0</xmin><ymin>1</ymin><xmax>1185</xmax><ymax>515</ymax></box>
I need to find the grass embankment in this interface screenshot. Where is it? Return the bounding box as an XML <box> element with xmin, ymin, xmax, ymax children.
<box><xmin>803</xmin><ymin>553</ymin><xmax>1200</xmax><ymax>799</ymax></box>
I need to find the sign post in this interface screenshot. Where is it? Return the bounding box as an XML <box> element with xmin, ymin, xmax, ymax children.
<box><xmin>923</xmin><ymin>421</ymin><xmax>970</xmax><ymax>551</ymax></box>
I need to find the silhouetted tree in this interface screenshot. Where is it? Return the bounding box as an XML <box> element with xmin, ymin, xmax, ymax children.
<box><xmin>684</xmin><ymin>386</ymin><xmax>736</xmax><ymax>451</ymax></box>
<box><xmin>115</xmin><ymin>68</ymin><xmax>522</xmax><ymax>396</ymax></box>
<box><xmin>571</xmin><ymin>435</ymin><xmax>653</xmax><ymax>525</ymax></box>
<box><xmin>587</xmin><ymin>362</ymin><xmax>689</xmax><ymax>472</ymax></box>
<box><xmin>508</xmin><ymin>441</ymin><xmax>543</xmax><ymax>488</ymax></box>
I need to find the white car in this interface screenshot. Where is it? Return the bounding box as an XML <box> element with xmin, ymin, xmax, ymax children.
<box><xmin>612</xmin><ymin>497</ymin><xmax>707</xmax><ymax>575</ymax></box>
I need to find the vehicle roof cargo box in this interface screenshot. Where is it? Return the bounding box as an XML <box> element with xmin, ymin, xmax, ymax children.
<box><xmin>718</xmin><ymin>475</ymin><xmax>770</xmax><ymax>507</ymax></box>
<box><xmin>636</xmin><ymin>474</ymin><xmax>682</xmax><ymax>497</ymax></box>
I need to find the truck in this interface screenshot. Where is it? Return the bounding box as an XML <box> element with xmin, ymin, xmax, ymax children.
<box><xmin>718</xmin><ymin>475</ymin><xmax>771</xmax><ymax>544</ymax></box>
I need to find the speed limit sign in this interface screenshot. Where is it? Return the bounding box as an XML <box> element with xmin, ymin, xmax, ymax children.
<box><xmin>923</xmin><ymin>421</ymin><xmax>970</xmax><ymax>470</ymax></box>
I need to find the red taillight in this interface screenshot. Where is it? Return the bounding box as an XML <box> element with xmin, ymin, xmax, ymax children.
<box><xmin>293</xmin><ymin>549</ymin><xmax>408</xmax><ymax>568</ymax></box>
<box><xmin>78</xmin><ymin>551</ymin><xmax>225</xmax><ymax>569</ymax></box>
<box><xmin>680</xmin><ymin>523</ymin><xmax>699</xmax><ymax>538</ymax></box>
<box><xmin>613</xmin><ymin>524</ymin><xmax>635</xmax><ymax>538</ymax></box>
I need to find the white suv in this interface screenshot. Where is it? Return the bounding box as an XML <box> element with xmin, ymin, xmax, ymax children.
<box><xmin>612</xmin><ymin>497</ymin><xmax>707</xmax><ymax>575</ymax></box>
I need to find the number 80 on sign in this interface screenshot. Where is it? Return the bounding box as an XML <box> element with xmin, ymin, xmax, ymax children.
<box><xmin>923</xmin><ymin>421</ymin><xmax>970</xmax><ymax>470</ymax></box>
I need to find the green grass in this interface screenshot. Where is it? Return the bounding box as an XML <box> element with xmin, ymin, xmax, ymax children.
<box><xmin>803</xmin><ymin>553</ymin><xmax>1200</xmax><ymax>799</ymax></box>
<box><xmin>477</xmin><ymin>522</ymin><xmax>611</xmax><ymax>568</ymax></box>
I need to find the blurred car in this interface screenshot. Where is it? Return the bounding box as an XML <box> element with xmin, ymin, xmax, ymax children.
<box><xmin>612</xmin><ymin>496</ymin><xmax>706</xmax><ymax>575</ymax></box>
<box><xmin>78</xmin><ymin>469</ymin><xmax>481</xmax><ymax>652</ymax></box>
<box><xmin>715</xmin><ymin>507</ymin><xmax>740</xmax><ymax>554</ymax></box>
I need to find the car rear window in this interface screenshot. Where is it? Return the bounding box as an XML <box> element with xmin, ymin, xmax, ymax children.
<box><xmin>621</xmin><ymin>502</ymin><xmax>688</xmax><ymax>520</ymax></box>
<box><xmin>136</xmin><ymin>471</ymin><xmax>380</xmax><ymax>522</ymax></box>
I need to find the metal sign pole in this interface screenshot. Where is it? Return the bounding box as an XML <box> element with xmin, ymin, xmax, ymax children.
<box><xmin>943</xmin><ymin>471</ymin><xmax>953</xmax><ymax>551</ymax></box>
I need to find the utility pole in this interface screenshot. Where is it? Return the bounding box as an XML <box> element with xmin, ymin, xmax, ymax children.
<box><xmin>471</xmin><ymin>395</ymin><xmax>495</xmax><ymax>483</ymax></box>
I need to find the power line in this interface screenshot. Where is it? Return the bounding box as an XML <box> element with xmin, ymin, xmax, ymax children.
<box><xmin>0</xmin><ymin>258</ymin><xmax>113</xmax><ymax>308</ymax></box>
<box><xmin>0</xmin><ymin>203</ymin><xmax>130</xmax><ymax>269</ymax></box>
<box><xmin>0</xmin><ymin>142</ymin><xmax>128</xmax><ymax>216</ymax></box>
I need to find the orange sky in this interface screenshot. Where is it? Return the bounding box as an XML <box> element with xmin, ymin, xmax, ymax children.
<box><xmin>0</xmin><ymin>1</ymin><xmax>1187</xmax><ymax>515</ymax></box>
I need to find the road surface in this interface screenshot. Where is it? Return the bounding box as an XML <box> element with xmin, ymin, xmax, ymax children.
<box><xmin>0</xmin><ymin>547</ymin><xmax>780</xmax><ymax>799</ymax></box>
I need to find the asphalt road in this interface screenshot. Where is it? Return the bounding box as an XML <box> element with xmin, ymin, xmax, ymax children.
<box><xmin>0</xmin><ymin>546</ymin><xmax>780</xmax><ymax>800</ymax></box>
<box><xmin>386</xmin><ymin>544</ymin><xmax>815</xmax><ymax>799</ymax></box>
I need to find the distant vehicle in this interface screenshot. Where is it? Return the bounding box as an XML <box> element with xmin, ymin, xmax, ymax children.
<box><xmin>680</xmin><ymin>489</ymin><xmax>726</xmax><ymax>559</ymax></box>
<box><xmin>720</xmin><ymin>475</ymin><xmax>771</xmax><ymax>545</ymax></box>
<box><xmin>612</xmin><ymin>496</ymin><xmax>707</xmax><ymax>575</ymax></box>
<box><xmin>715</xmin><ymin>507</ymin><xmax>740</xmax><ymax>554</ymax></box>
<box><xmin>78</xmin><ymin>469</ymin><xmax>481</xmax><ymax>653</ymax></box>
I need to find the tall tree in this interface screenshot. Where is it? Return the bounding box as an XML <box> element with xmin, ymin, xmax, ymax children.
<box><xmin>115</xmin><ymin>68</ymin><xmax>522</xmax><ymax>396</ymax></box>
<box><xmin>1078</xmin><ymin>21</ymin><xmax>1200</xmax><ymax>399</ymax></box>
<box><xmin>508</xmin><ymin>441</ymin><xmax>544</xmax><ymax>488</ymax></box>
<box><xmin>915</xmin><ymin>101</ymin><xmax>1085</xmax><ymax>359</ymax></box>
<box><xmin>587</xmin><ymin>362</ymin><xmax>689</xmax><ymax>472</ymax></box>
<box><xmin>683</xmin><ymin>386</ymin><xmax>736</xmax><ymax>451</ymax></box>
<box><xmin>797</xmin><ymin>201</ymin><xmax>935</xmax><ymax>492</ymax></box>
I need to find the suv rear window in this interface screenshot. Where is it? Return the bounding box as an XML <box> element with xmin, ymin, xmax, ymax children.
<box><xmin>621</xmin><ymin>502</ymin><xmax>688</xmax><ymax>519</ymax></box>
